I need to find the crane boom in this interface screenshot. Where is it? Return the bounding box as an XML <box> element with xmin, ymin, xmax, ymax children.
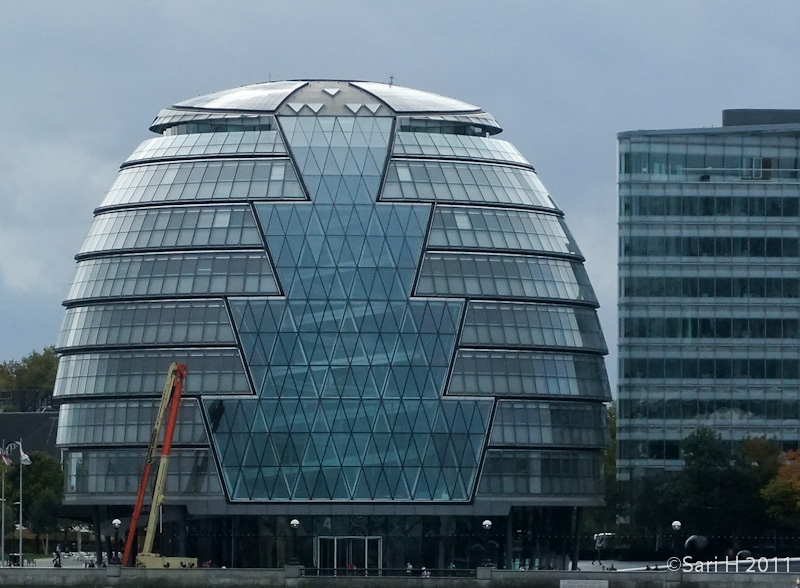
<box><xmin>122</xmin><ymin>363</ymin><xmax>193</xmax><ymax>568</ymax></box>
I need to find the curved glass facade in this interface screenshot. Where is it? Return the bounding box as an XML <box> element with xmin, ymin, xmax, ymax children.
<box><xmin>55</xmin><ymin>80</ymin><xmax>609</xmax><ymax>570</ymax></box>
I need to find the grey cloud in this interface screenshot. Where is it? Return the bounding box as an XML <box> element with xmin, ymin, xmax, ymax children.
<box><xmin>3</xmin><ymin>0</ymin><xmax>800</xmax><ymax>395</ymax></box>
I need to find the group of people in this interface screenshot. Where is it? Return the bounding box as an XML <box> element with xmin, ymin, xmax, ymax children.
<box><xmin>404</xmin><ymin>561</ymin><xmax>457</xmax><ymax>576</ymax></box>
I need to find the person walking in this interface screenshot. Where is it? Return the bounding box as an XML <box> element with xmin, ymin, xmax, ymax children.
<box><xmin>592</xmin><ymin>534</ymin><xmax>605</xmax><ymax>566</ymax></box>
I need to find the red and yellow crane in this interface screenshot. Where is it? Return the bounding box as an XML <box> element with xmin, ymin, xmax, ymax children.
<box><xmin>122</xmin><ymin>363</ymin><xmax>197</xmax><ymax>568</ymax></box>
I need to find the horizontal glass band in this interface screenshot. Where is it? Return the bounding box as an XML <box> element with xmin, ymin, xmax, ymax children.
<box><xmin>125</xmin><ymin>131</ymin><xmax>286</xmax><ymax>164</ymax></box>
<box><xmin>100</xmin><ymin>159</ymin><xmax>303</xmax><ymax>208</ymax></box>
<box><xmin>57</xmin><ymin>398</ymin><xmax>207</xmax><ymax>445</ymax></box>
<box><xmin>62</xmin><ymin>448</ymin><xmax>221</xmax><ymax>496</ymax></box>
<box><xmin>57</xmin><ymin>301</ymin><xmax>235</xmax><ymax>349</ymax></box>
<box><xmin>622</xmin><ymin>356</ymin><xmax>800</xmax><ymax>380</ymax></box>
<box><xmin>428</xmin><ymin>206</ymin><xmax>577</xmax><ymax>255</ymax></box>
<box><xmin>622</xmin><ymin>235</ymin><xmax>800</xmax><ymax>258</ymax></box>
<box><xmin>81</xmin><ymin>205</ymin><xmax>262</xmax><ymax>254</ymax></box>
<box><xmin>382</xmin><ymin>160</ymin><xmax>554</xmax><ymax>209</ymax></box>
<box><xmin>461</xmin><ymin>301</ymin><xmax>606</xmax><ymax>352</ymax></box>
<box><xmin>67</xmin><ymin>252</ymin><xmax>278</xmax><ymax>301</ymax></box>
<box><xmin>54</xmin><ymin>348</ymin><xmax>251</xmax><ymax>397</ymax></box>
<box><xmin>448</xmin><ymin>350</ymin><xmax>610</xmax><ymax>400</ymax></box>
<box><xmin>477</xmin><ymin>449</ymin><xmax>602</xmax><ymax>497</ymax></box>
<box><xmin>416</xmin><ymin>253</ymin><xmax>597</xmax><ymax>304</ymax></box>
<box><xmin>393</xmin><ymin>132</ymin><xmax>529</xmax><ymax>166</ymax></box>
<box><xmin>621</xmin><ymin>275</ymin><xmax>800</xmax><ymax>299</ymax></box>
<box><xmin>489</xmin><ymin>400</ymin><xmax>607</xmax><ymax>447</ymax></box>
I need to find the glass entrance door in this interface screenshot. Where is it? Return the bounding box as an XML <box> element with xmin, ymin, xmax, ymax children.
<box><xmin>317</xmin><ymin>536</ymin><xmax>382</xmax><ymax>575</ymax></box>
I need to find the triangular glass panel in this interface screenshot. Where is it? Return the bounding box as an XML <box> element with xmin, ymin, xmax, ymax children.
<box><xmin>293</xmin><ymin>471</ymin><xmax>311</xmax><ymax>499</ymax></box>
<box><xmin>272</xmin><ymin>470</ymin><xmax>292</xmax><ymax>499</ymax></box>
<box><xmin>373</xmin><ymin>470</ymin><xmax>392</xmax><ymax>499</ymax></box>
<box><xmin>342</xmin><ymin>466</ymin><xmax>360</xmax><ymax>496</ymax></box>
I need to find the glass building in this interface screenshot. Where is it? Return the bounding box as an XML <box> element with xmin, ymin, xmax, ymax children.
<box><xmin>55</xmin><ymin>80</ymin><xmax>610</xmax><ymax>570</ymax></box>
<box><xmin>618</xmin><ymin>110</ymin><xmax>800</xmax><ymax>487</ymax></box>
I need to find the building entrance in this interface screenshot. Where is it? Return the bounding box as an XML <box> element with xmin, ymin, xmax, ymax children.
<box><xmin>317</xmin><ymin>536</ymin><xmax>382</xmax><ymax>574</ymax></box>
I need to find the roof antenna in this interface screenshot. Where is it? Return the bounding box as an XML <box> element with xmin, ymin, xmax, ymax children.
<box><xmin>389</xmin><ymin>75</ymin><xmax>394</xmax><ymax>87</ymax></box>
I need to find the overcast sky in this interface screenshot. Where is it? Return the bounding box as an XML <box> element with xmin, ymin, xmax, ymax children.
<box><xmin>3</xmin><ymin>1</ymin><xmax>800</xmax><ymax>392</ymax></box>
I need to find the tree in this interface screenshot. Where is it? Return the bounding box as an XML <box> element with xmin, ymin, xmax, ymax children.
<box><xmin>761</xmin><ymin>450</ymin><xmax>800</xmax><ymax>527</ymax></box>
<box><xmin>12</xmin><ymin>347</ymin><xmax>58</xmax><ymax>393</ymax></box>
<box><xmin>0</xmin><ymin>347</ymin><xmax>58</xmax><ymax>410</ymax></box>
<box><xmin>630</xmin><ymin>428</ymin><xmax>778</xmax><ymax>541</ymax></box>
<box><xmin>739</xmin><ymin>437</ymin><xmax>782</xmax><ymax>487</ymax></box>
<box><xmin>7</xmin><ymin>451</ymin><xmax>64</xmax><ymax>554</ymax></box>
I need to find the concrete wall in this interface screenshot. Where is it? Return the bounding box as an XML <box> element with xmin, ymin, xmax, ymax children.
<box><xmin>0</xmin><ymin>567</ymin><xmax>796</xmax><ymax>588</ymax></box>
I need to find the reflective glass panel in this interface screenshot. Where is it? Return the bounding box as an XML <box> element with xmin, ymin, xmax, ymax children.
<box><xmin>80</xmin><ymin>205</ymin><xmax>262</xmax><ymax>254</ymax></box>
<box><xmin>57</xmin><ymin>399</ymin><xmax>207</xmax><ymax>445</ymax></box>
<box><xmin>477</xmin><ymin>450</ymin><xmax>602</xmax><ymax>496</ymax></box>
<box><xmin>100</xmin><ymin>159</ymin><xmax>303</xmax><ymax>208</ymax></box>
<box><xmin>489</xmin><ymin>401</ymin><xmax>607</xmax><ymax>447</ymax></box>
<box><xmin>63</xmin><ymin>449</ymin><xmax>221</xmax><ymax>496</ymax></box>
<box><xmin>428</xmin><ymin>206</ymin><xmax>577</xmax><ymax>254</ymax></box>
<box><xmin>67</xmin><ymin>252</ymin><xmax>278</xmax><ymax>301</ymax></box>
<box><xmin>125</xmin><ymin>131</ymin><xmax>286</xmax><ymax>164</ymax></box>
<box><xmin>416</xmin><ymin>253</ymin><xmax>598</xmax><ymax>304</ymax></box>
<box><xmin>205</xmin><ymin>397</ymin><xmax>491</xmax><ymax>501</ymax></box>
<box><xmin>448</xmin><ymin>350</ymin><xmax>610</xmax><ymax>399</ymax></box>
<box><xmin>54</xmin><ymin>349</ymin><xmax>251</xmax><ymax>397</ymax></box>
<box><xmin>57</xmin><ymin>301</ymin><xmax>235</xmax><ymax>349</ymax></box>
<box><xmin>460</xmin><ymin>302</ymin><xmax>607</xmax><ymax>351</ymax></box>
<box><xmin>382</xmin><ymin>161</ymin><xmax>555</xmax><ymax>209</ymax></box>
<box><xmin>392</xmin><ymin>132</ymin><xmax>529</xmax><ymax>165</ymax></box>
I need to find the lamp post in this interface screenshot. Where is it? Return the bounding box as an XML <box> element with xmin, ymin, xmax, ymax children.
<box><xmin>17</xmin><ymin>455</ymin><xmax>22</xmax><ymax>566</ymax></box>
<box><xmin>1</xmin><ymin>440</ymin><xmax>29</xmax><ymax>567</ymax></box>
<box><xmin>671</xmin><ymin>520</ymin><xmax>682</xmax><ymax>561</ymax></box>
<box><xmin>289</xmin><ymin>518</ymin><xmax>300</xmax><ymax>565</ymax></box>
<box><xmin>111</xmin><ymin>519</ymin><xmax>121</xmax><ymax>564</ymax></box>
<box><xmin>14</xmin><ymin>502</ymin><xmax>22</xmax><ymax>567</ymax></box>
<box><xmin>1</xmin><ymin>446</ymin><xmax>5</xmax><ymax>567</ymax></box>
<box><xmin>481</xmin><ymin>519</ymin><xmax>493</xmax><ymax>567</ymax></box>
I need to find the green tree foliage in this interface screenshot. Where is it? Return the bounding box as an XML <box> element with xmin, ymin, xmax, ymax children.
<box><xmin>631</xmin><ymin>428</ymin><xmax>781</xmax><ymax>538</ymax></box>
<box><xmin>0</xmin><ymin>347</ymin><xmax>58</xmax><ymax>410</ymax></box>
<box><xmin>5</xmin><ymin>452</ymin><xmax>64</xmax><ymax>549</ymax></box>
<box><xmin>739</xmin><ymin>437</ymin><xmax>782</xmax><ymax>487</ymax></box>
<box><xmin>761</xmin><ymin>450</ymin><xmax>800</xmax><ymax>527</ymax></box>
<box><xmin>0</xmin><ymin>347</ymin><xmax>58</xmax><ymax>394</ymax></box>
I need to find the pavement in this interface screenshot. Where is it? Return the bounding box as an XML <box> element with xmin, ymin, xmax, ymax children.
<box><xmin>15</xmin><ymin>555</ymin><xmax>800</xmax><ymax>573</ymax></box>
<box><xmin>577</xmin><ymin>559</ymin><xmax>669</xmax><ymax>572</ymax></box>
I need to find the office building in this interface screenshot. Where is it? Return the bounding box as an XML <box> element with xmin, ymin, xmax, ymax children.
<box><xmin>618</xmin><ymin>109</ymin><xmax>800</xmax><ymax>484</ymax></box>
<box><xmin>55</xmin><ymin>80</ymin><xmax>610</xmax><ymax>569</ymax></box>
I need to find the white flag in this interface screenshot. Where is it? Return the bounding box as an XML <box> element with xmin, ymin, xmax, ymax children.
<box><xmin>18</xmin><ymin>443</ymin><xmax>31</xmax><ymax>466</ymax></box>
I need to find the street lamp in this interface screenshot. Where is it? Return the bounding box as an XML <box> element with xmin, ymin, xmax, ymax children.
<box><xmin>671</xmin><ymin>520</ymin><xmax>681</xmax><ymax>560</ymax></box>
<box><xmin>481</xmin><ymin>519</ymin><xmax>493</xmax><ymax>567</ymax></box>
<box><xmin>289</xmin><ymin>519</ymin><xmax>300</xmax><ymax>566</ymax></box>
<box><xmin>111</xmin><ymin>519</ymin><xmax>122</xmax><ymax>564</ymax></box>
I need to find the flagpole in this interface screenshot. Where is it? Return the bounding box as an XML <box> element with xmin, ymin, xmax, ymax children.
<box><xmin>18</xmin><ymin>438</ymin><xmax>22</xmax><ymax>567</ymax></box>
<box><xmin>1</xmin><ymin>438</ymin><xmax>5</xmax><ymax>567</ymax></box>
